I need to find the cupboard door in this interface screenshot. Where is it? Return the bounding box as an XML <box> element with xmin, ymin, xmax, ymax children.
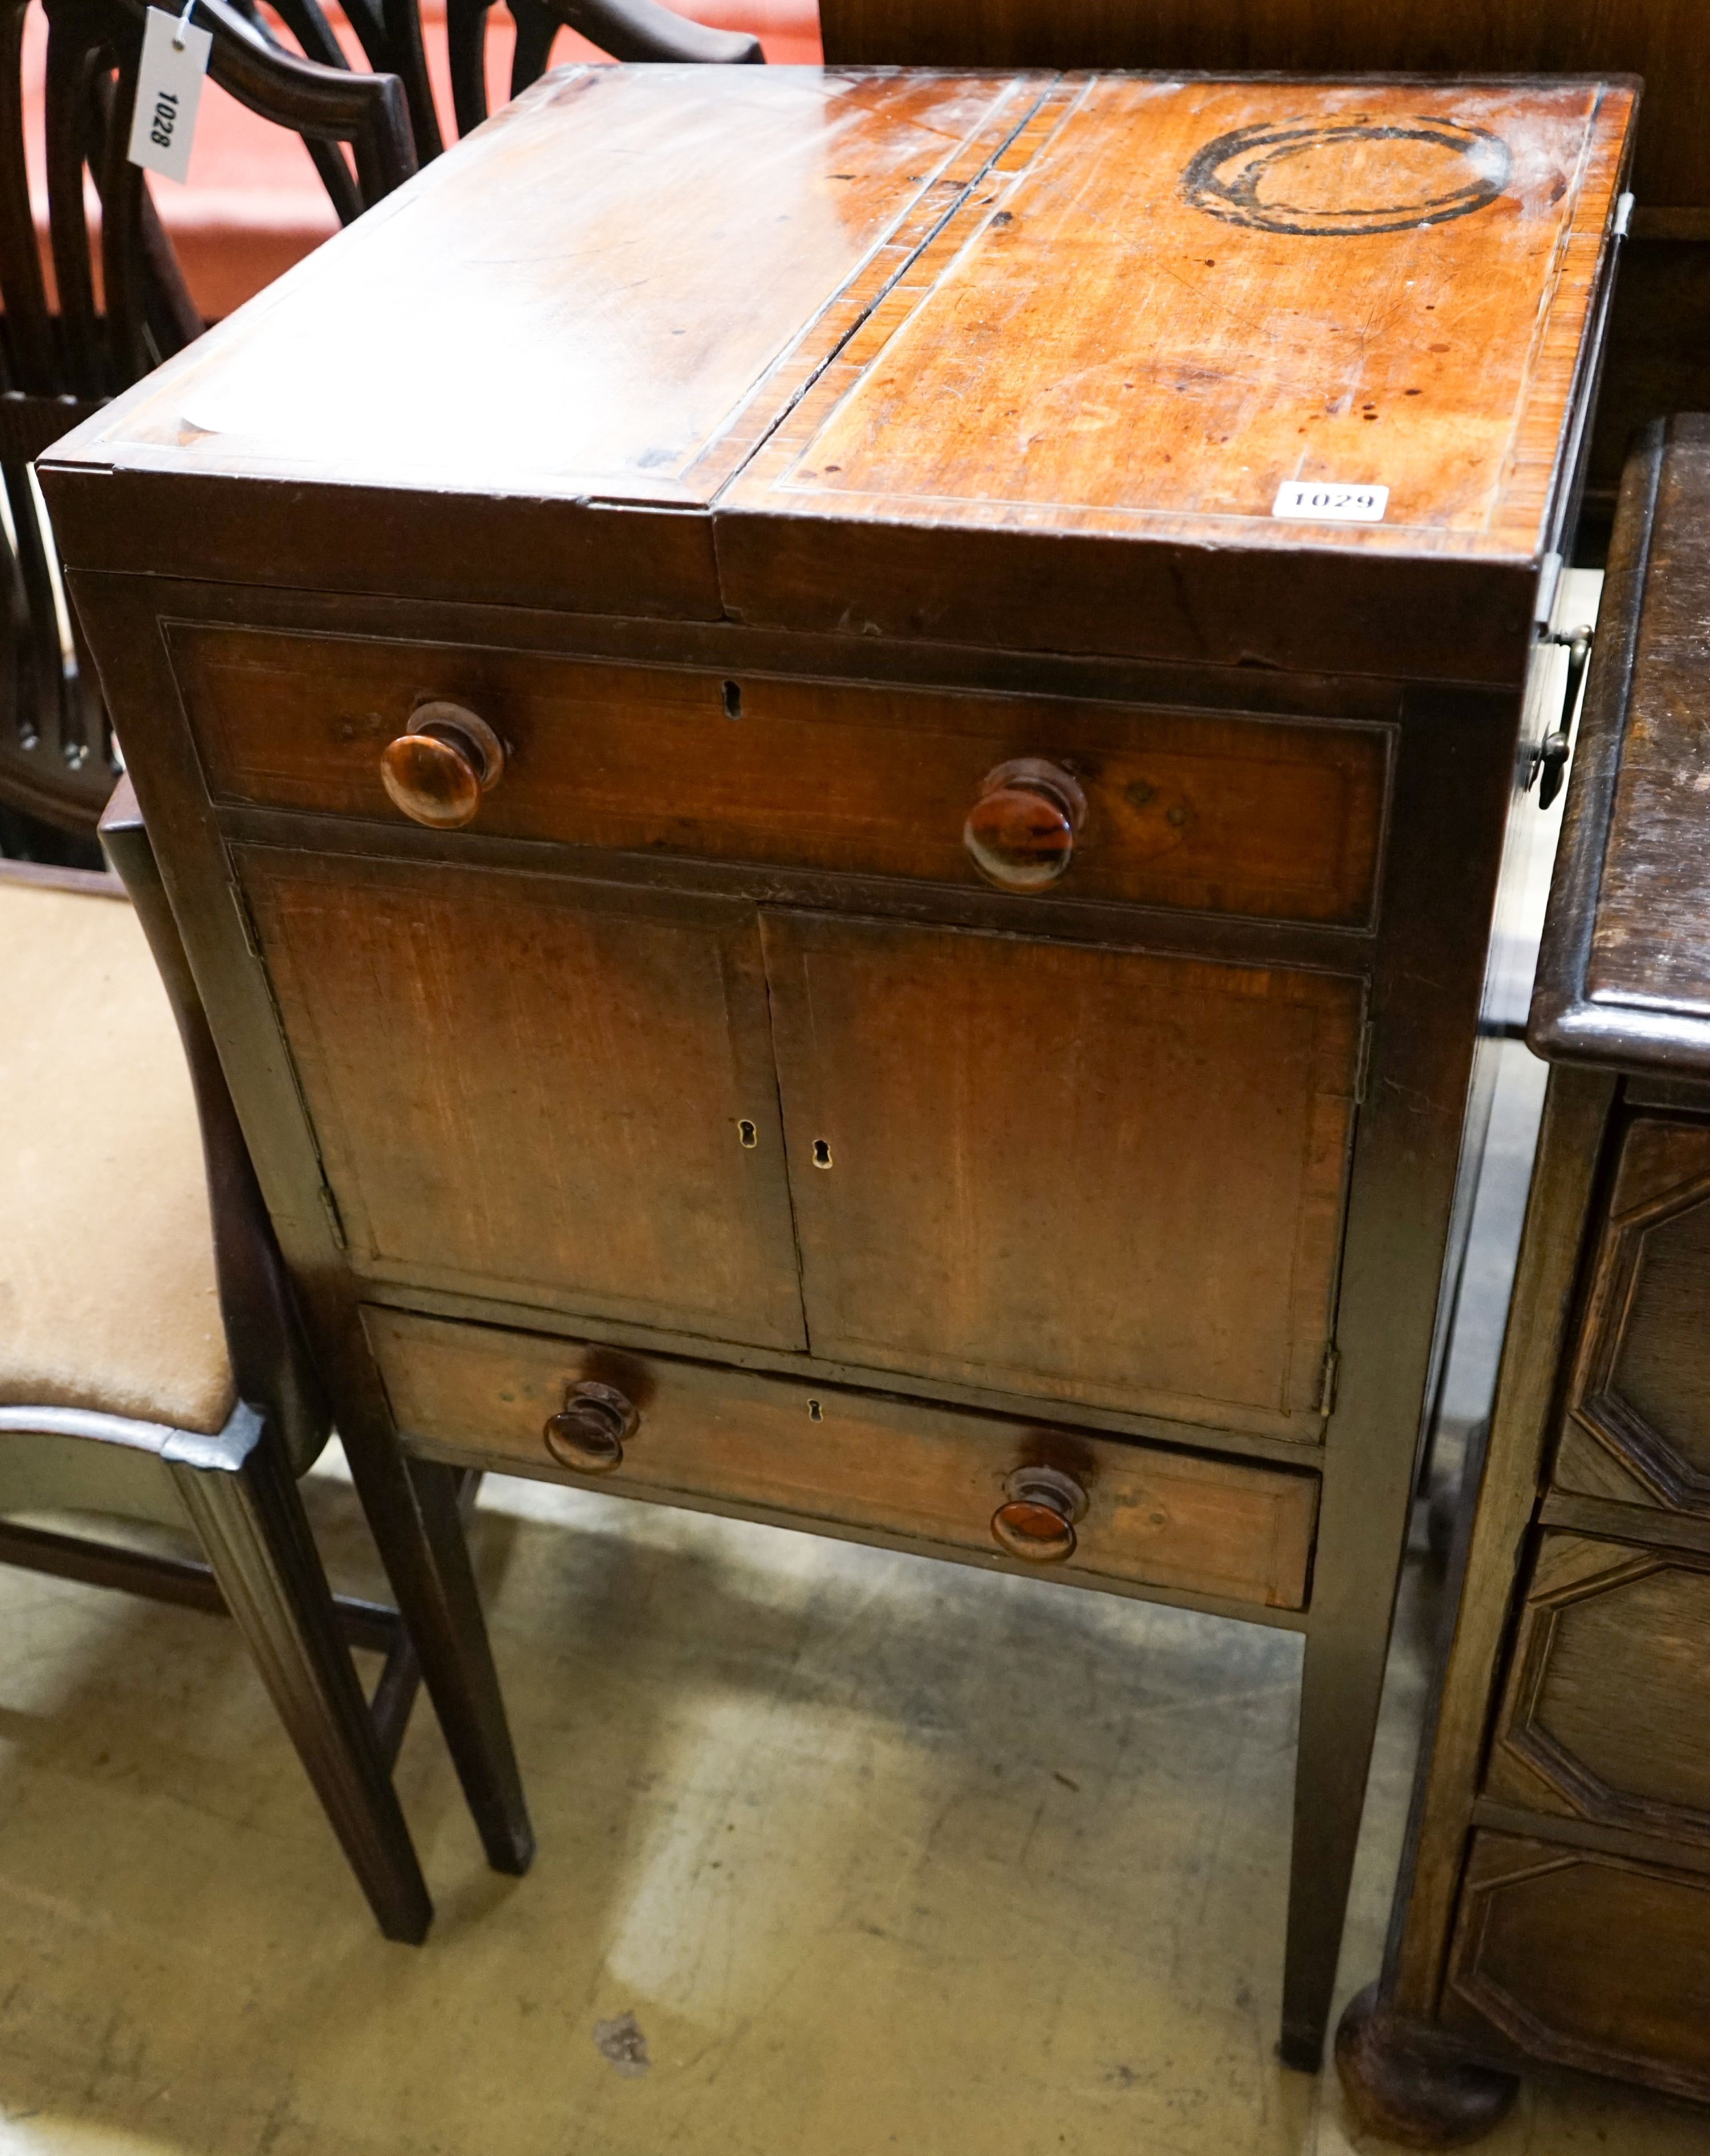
<box><xmin>238</xmin><ymin>849</ymin><xmax>806</xmax><ymax>1348</ymax></box>
<box><xmin>760</xmin><ymin>912</ymin><xmax>1362</xmax><ymax>1434</ymax></box>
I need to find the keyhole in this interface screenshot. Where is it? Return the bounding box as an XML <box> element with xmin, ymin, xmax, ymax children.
<box><xmin>807</xmin><ymin>1399</ymin><xmax>823</xmax><ymax>1422</ymax></box>
<box><xmin>722</xmin><ymin>679</ymin><xmax>743</xmax><ymax>720</ymax></box>
<box><xmin>812</xmin><ymin>1139</ymin><xmax>833</xmax><ymax>1169</ymax></box>
<box><xmin>737</xmin><ymin>1118</ymin><xmax>758</xmax><ymax>1149</ymax></box>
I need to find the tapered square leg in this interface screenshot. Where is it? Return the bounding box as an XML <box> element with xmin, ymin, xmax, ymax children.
<box><xmin>1280</xmin><ymin>1621</ymin><xmax>1394</xmax><ymax>2069</ymax></box>
<box><xmin>167</xmin><ymin>1408</ymin><xmax>434</xmax><ymax>1942</ymax></box>
<box><xmin>335</xmin><ymin>1428</ymin><xmax>533</xmax><ymax>1877</ymax></box>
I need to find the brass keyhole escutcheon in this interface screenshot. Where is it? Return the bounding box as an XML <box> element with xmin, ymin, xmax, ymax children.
<box><xmin>738</xmin><ymin>1118</ymin><xmax>759</xmax><ymax>1148</ymax></box>
<box><xmin>812</xmin><ymin>1139</ymin><xmax>833</xmax><ymax>1169</ymax></box>
<box><xmin>543</xmin><ymin>1380</ymin><xmax>640</xmax><ymax>1475</ymax></box>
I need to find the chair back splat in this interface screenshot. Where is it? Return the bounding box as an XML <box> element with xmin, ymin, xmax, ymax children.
<box><xmin>445</xmin><ymin>0</ymin><xmax>762</xmax><ymax>168</ymax></box>
<box><xmin>2</xmin><ymin>0</ymin><xmax>763</xmax><ymax>841</ymax></box>
<box><xmin>0</xmin><ymin>0</ymin><xmax>414</xmax><ymax>837</ymax></box>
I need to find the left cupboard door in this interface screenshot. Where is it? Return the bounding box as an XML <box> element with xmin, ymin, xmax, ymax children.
<box><xmin>234</xmin><ymin>849</ymin><xmax>808</xmax><ymax>1351</ymax></box>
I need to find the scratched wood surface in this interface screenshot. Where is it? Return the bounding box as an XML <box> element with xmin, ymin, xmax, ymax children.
<box><xmin>819</xmin><ymin>1</ymin><xmax>1700</xmax><ymax>212</ymax></box>
<box><xmin>1582</xmin><ymin>419</ymin><xmax>1710</xmax><ymax>1026</ymax></box>
<box><xmin>60</xmin><ymin>68</ymin><xmax>1630</xmax><ymax>574</ymax></box>
<box><xmin>725</xmin><ymin>74</ymin><xmax>1631</xmax><ymax>562</ymax></box>
<box><xmin>78</xmin><ymin>65</ymin><xmax>1037</xmax><ymax>503</ymax></box>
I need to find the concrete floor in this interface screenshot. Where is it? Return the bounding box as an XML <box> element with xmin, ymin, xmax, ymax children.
<box><xmin>1</xmin><ymin>1438</ymin><xmax>1707</xmax><ymax>2156</ymax></box>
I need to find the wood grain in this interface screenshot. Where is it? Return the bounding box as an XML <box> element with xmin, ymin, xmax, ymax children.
<box><xmin>1582</xmin><ymin>420</ymin><xmax>1710</xmax><ymax>1028</ymax></box>
<box><xmin>811</xmin><ymin>3</ymin><xmax>1690</xmax><ymax>206</ymax></box>
<box><xmin>42</xmin><ymin>69</ymin><xmax>1630</xmax><ymax>682</ymax></box>
<box><xmin>78</xmin><ymin>66</ymin><xmax>1038</xmax><ymax>508</ymax></box>
<box><xmin>1564</xmin><ymin>1115</ymin><xmax>1710</xmax><ymax>1515</ymax></box>
<box><xmin>1386</xmin><ymin>1064</ymin><xmax>1617</xmax><ymax>2024</ymax></box>
<box><xmin>365</xmin><ymin>1306</ymin><xmax>1321</xmax><ymax>1610</ymax></box>
<box><xmin>1488</xmin><ymin>1530</ymin><xmax>1710</xmax><ymax>1844</ymax></box>
<box><xmin>818</xmin><ymin>1</ymin><xmax>1698</xmax><ymax>209</ymax></box>
<box><xmin>171</xmin><ymin>623</ymin><xmax>1391</xmax><ymax>928</ymax></box>
<box><xmin>760</xmin><ymin>910</ymin><xmax>1362</xmax><ymax>1437</ymax></box>
<box><xmin>237</xmin><ymin>849</ymin><xmax>808</xmax><ymax>1350</ymax></box>
<box><xmin>723</xmin><ymin>75</ymin><xmax>1632</xmax><ymax>564</ymax></box>
<box><xmin>1443</xmin><ymin>1829</ymin><xmax>1710</xmax><ymax>2101</ymax></box>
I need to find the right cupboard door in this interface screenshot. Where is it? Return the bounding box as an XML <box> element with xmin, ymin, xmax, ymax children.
<box><xmin>760</xmin><ymin>912</ymin><xmax>1363</xmax><ymax>1438</ymax></box>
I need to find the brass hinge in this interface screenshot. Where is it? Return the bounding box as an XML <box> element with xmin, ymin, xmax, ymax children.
<box><xmin>1317</xmin><ymin>1346</ymin><xmax>1341</xmax><ymax>1419</ymax></box>
<box><xmin>1353</xmin><ymin>1022</ymin><xmax>1373</xmax><ymax>1107</ymax></box>
<box><xmin>319</xmin><ymin>1183</ymin><xmax>348</xmax><ymax>1253</ymax></box>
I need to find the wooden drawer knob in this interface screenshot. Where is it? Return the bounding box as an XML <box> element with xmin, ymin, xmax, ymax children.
<box><xmin>543</xmin><ymin>1380</ymin><xmax>639</xmax><ymax>1474</ymax></box>
<box><xmin>991</xmin><ymin>1464</ymin><xmax>1088</xmax><ymax>1564</ymax></box>
<box><xmin>963</xmin><ymin>758</ymin><xmax>1087</xmax><ymax>891</ymax></box>
<box><xmin>380</xmin><ymin>702</ymin><xmax>505</xmax><ymax>829</ymax></box>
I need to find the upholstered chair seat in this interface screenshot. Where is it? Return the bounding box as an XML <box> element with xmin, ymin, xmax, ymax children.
<box><xmin>0</xmin><ymin>877</ymin><xmax>235</xmax><ymax>1441</ymax></box>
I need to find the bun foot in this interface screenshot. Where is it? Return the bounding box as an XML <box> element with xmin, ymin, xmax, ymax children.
<box><xmin>1334</xmin><ymin>1983</ymin><xmax>1518</xmax><ymax>2147</ymax></box>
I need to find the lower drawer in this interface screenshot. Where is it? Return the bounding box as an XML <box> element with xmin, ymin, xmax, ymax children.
<box><xmin>1486</xmin><ymin>1531</ymin><xmax>1710</xmax><ymax>1843</ymax></box>
<box><xmin>1444</xmin><ymin>1829</ymin><xmax>1710</xmax><ymax>2102</ymax></box>
<box><xmin>364</xmin><ymin>1307</ymin><xmax>1318</xmax><ymax>1612</ymax></box>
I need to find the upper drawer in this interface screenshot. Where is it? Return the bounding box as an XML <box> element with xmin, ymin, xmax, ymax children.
<box><xmin>365</xmin><ymin>1305</ymin><xmax>1319</xmax><ymax>1613</ymax></box>
<box><xmin>168</xmin><ymin>623</ymin><xmax>1389</xmax><ymax>927</ymax></box>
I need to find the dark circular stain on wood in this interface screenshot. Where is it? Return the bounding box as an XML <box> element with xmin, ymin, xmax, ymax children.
<box><xmin>1181</xmin><ymin>117</ymin><xmax>1512</xmax><ymax>237</ymax></box>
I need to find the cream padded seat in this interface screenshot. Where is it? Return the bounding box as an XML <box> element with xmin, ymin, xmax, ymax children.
<box><xmin>0</xmin><ymin>878</ymin><xmax>236</xmax><ymax>1436</ymax></box>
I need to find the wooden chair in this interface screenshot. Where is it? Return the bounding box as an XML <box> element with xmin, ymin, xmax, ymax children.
<box><xmin>1</xmin><ymin>0</ymin><xmax>759</xmax><ymax>849</ymax></box>
<box><xmin>443</xmin><ymin>0</ymin><xmax>761</xmax><ymax>141</ymax></box>
<box><xmin>0</xmin><ymin>6</ymin><xmax>448</xmax><ymax>1934</ymax></box>
<box><xmin>0</xmin><ymin>0</ymin><xmax>763</xmax><ymax>1917</ymax></box>
<box><xmin>0</xmin><ymin>0</ymin><xmax>416</xmax><ymax>842</ymax></box>
<box><xmin>0</xmin><ymin>783</ymin><xmax>450</xmax><ymax>1936</ymax></box>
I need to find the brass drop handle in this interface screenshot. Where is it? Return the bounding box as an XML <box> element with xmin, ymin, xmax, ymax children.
<box><xmin>543</xmin><ymin>1380</ymin><xmax>639</xmax><ymax>1474</ymax></box>
<box><xmin>991</xmin><ymin>1464</ymin><xmax>1088</xmax><ymax>1564</ymax></box>
<box><xmin>963</xmin><ymin>758</ymin><xmax>1087</xmax><ymax>891</ymax></box>
<box><xmin>380</xmin><ymin>702</ymin><xmax>506</xmax><ymax>829</ymax></box>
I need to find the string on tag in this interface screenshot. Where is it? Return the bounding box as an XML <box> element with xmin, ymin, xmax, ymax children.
<box><xmin>172</xmin><ymin>0</ymin><xmax>196</xmax><ymax>50</ymax></box>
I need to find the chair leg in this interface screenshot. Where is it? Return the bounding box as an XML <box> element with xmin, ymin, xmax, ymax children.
<box><xmin>1279</xmin><ymin>1619</ymin><xmax>1394</xmax><ymax>2071</ymax></box>
<box><xmin>336</xmin><ymin>1433</ymin><xmax>534</xmax><ymax>1878</ymax></box>
<box><xmin>166</xmin><ymin>1409</ymin><xmax>434</xmax><ymax>1943</ymax></box>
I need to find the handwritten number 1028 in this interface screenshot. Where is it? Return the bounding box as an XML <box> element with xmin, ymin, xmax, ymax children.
<box><xmin>149</xmin><ymin>88</ymin><xmax>178</xmax><ymax>150</ymax></box>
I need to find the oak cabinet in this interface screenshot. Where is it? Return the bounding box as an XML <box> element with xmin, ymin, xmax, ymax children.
<box><xmin>1339</xmin><ymin>422</ymin><xmax>1710</xmax><ymax>2138</ymax></box>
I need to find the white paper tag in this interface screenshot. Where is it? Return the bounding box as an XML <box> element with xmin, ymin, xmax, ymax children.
<box><xmin>128</xmin><ymin>7</ymin><xmax>211</xmax><ymax>186</ymax></box>
<box><xmin>1272</xmin><ymin>480</ymin><xmax>1389</xmax><ymax>524</ymax></box>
